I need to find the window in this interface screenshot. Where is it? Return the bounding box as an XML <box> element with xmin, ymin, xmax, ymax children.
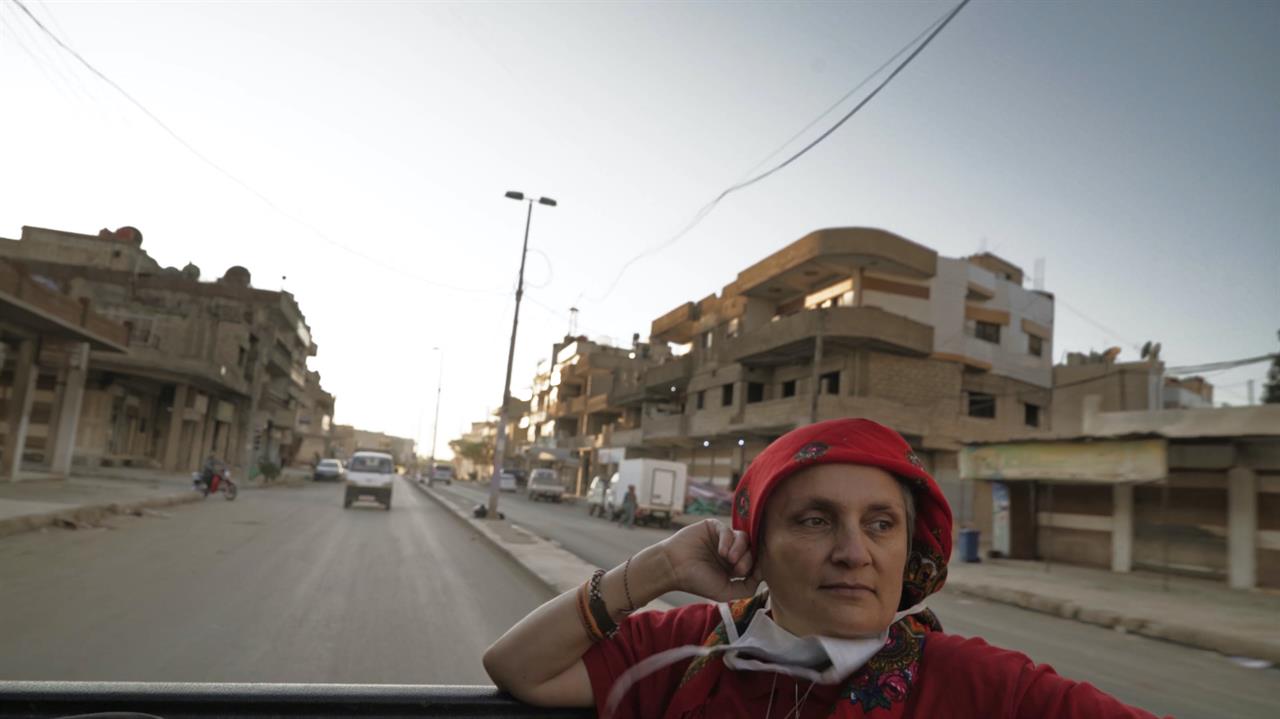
<box><xmin>1028</xmin><ymin>334</ymin><xmax>1043</xmax><ymax>357</ymax></box>
<box><xmin>781</xmin><ymin>379</ymin><xmax>797</xmax><ymax>398</ymax></box>
<box><xmin>702</xmin><ymin>330</ymin><xmax>714</xmax><ymax>349</ymax></box>
<box><xmin>727</xmin><ymin>318</ymin><xmax>740</xmax><ymax>339</ymax></box>
<box><xmin>975</xmin><ymin>321</ymin><xmax>1001</xmax><ymax>344</ymax></box>
<box><xmin>1025</xmin><ymin>403</ymin><xmax>1041</xmax><ymax>427</ymax></box>
<box><xmin>821</xmin><ymin>371</ymin><xmax>840</xmax><ymax>395</ymax></box>
<box><xmin>696</xmin><ymin>390</ymin><xmax>705</xmax><ymax>410</ymax></box>
<box><xmin>721</xmin><ymin>384</ymin><xmax>734</xmax><ymax>407</ymax></box>
<box><xmin>747</xmin><ymin>382</ymin><xmax>764</xmax><ymax>403</ymax></box>
<box><xmin>968</xmin><ymin>392</ymin><xmax>996</xmax><ymax>419</ymax></box>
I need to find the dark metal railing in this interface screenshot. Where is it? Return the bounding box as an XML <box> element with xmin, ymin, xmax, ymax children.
<box><xmin>0</xmin><ymin>682</ymin><xmax>595</xmax><ymax>719</ymax></box>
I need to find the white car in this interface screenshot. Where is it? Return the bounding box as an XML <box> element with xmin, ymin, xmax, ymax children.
<box><xmin>428</xmin><ymin>463</ymin><xmax>455</xmax><ymax>486</ymax></box>
<box><xmin>344</xmin><ymin>451</ymin><xmax>395</xmax><ymax>510</ymax></box>
<box><xmin>527</xmin><ymin>468</ymin><xmax>564</xmax><ymax>502</ymax></box>
<box><xmin>498</xmin><ymin>472</ymin><xmax>518</xmax><ymax>493</ymax></box>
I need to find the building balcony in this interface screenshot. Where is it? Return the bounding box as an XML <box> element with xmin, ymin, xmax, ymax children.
<box><xmin>606</xmin><ymin>427</ymin><xmax>643</xmax><ymax>448</ymax></box>
<box><xmin>652</xmin><ymin>302</ymin><xmax>696</xmax><ymax>344</ymax></box>
<box><xmin>585</xmin><ymin>393</ymin><xmax>613</xmax><ymax>415</ymax></box>
<box><xmin>725</xmin><ymin>307</ymin><xmax>933</xmax><ymax>366</ymax></box>
<box><xmin>643</xmin><ymin>355</ymin><xmax>693</xmax><ymax>392</ymax></box>
<box><xmin>642</xmin><ymin>413</ymin><xmax>687</xmax><ymax>445</ymax></box>
<box><xmin>550</xmin><ymin>395</ymin><xmax>586</xmax><ymax>418</ymax></box>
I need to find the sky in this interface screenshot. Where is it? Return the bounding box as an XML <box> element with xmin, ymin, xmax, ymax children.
<box><xmin>1</xmin><ymin>0</ymin><xmax>1276</xmax><ymax>458</ymax></box>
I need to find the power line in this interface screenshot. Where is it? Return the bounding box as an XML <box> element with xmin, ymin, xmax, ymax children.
<box><xmin>7</xmin><ymin>0</ymin><xmax>509</xmax><ymax>299</ymax></box>
<box><xmin>1055</xmin><ymin>298</ymin><xmax>1144</xmax><ymax>353</ymax></box>
<box><xmin>587</xmin><ymin>0</ymin><xmax>972</xmax><ymax>304</ymax></box>
<box><xmin>1165</xmin><ymin>353</ymin><xmax>1277</xmax><ymax>375</ymax></box>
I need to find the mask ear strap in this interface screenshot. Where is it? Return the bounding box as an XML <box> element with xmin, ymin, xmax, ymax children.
<box><xmin>718</xmin><ymin>602</ymin><xmax>741</xmax><ymax>643</ymax></box>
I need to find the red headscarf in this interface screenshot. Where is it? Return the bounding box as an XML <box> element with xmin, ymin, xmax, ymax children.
<box><xmin>731</xmin><ymin>418</ymin><xmax>953</xmax><ymax>609</ymax></box>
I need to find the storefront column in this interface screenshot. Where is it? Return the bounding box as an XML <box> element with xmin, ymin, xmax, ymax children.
<box><xmin>48</xmin><ymin>343</ymin><xmax>90</xmax><ymax>477</ymax></box>
<box><xmin>162</xmin><ymin>383</ymin><xmax>189</xmax><ymax>471</ymax></box>
<box><xmin>2</xmin><ymin>339</ymin><xmax>38</xmax><ymax>481</ymax></box>
<box><xmin>1228</xmin><ymin>467</ymin><xmax>1258</xmax><ymax>590</ymax></box>
<box><xmin>1112</xmin><ymin>483</ymin><xmax>1134</xmax><ymax>573</ymax></box>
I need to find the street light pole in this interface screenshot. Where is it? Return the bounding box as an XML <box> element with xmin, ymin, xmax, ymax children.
<box><xmin>428</xmin><ymin>347</ymin><xmax>444</xmax><ymax>467</ymax></box>
<box><xmin>488</xmin><ymin>191</ymin><xmax>556</xmax><ymax>517</ymax></box>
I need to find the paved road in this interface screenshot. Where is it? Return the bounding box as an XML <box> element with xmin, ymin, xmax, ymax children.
<box><xmin>443</xmin><ymin>481</ymin><xmax>1280</xmax><ymax>719</ymax></box>
<box><xmin>0</xmin><ymin>477</ymin><xmax>552</xmax><ymax>684</ymax></box>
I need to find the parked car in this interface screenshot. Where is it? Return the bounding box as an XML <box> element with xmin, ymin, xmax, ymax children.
<box><xmin>586</xmin><ymin>474</ymin><xmax>612</xmax><ymax>517</ymax></box>
<box><xmin>497</xmin><ymin>472</ymin><xmax>518</xmax><ymax>493</ymax></box>
<box><xmin>428</xmin><ymin>463</ymin><xmax>455</xmax><ymax>486</ymax></box>
<box><xmin>312</xmin><ymin>458</ymin><xmax>344</xmax><ymax>482</ymax></box>
<box><xmin>343</xmin><ymin>451</ymin><xmax>395</xmax><ymax>510</ymax></box>
<box><xmin>527</xmin><ymin>468</ymin><xmax>564</xmax><ymax>502</ymax></box>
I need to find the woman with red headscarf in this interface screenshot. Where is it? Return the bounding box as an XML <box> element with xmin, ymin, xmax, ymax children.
<box><xmin>484</xmin><ymin>419</ymin><xmax>1168</xmax><ymax>718</ymax></box>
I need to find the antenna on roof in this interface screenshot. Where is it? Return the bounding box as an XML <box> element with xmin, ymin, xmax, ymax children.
<box><xmin>568</xmin><ymin>307</ymin><xmax>579</xmax><ymax>336</ymax></box>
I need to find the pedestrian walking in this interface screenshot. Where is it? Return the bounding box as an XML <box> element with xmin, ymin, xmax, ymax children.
<box><xmin>620</xmin><ymin>485</ymin><xmax>637</xmax><ymax>529</ymax></box>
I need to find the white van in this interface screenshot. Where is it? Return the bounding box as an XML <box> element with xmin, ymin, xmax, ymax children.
<box><xmin>344</xmin><ymin>451</ymin><xmax>395</xmax><ymax>510</ymax></box>
<box><xmin>606</xmin><ymin>459</ymin><xmax>688</xmax><ymax>528</ymax></box>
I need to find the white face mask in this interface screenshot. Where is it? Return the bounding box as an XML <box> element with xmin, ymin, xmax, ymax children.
<box><xmin>720</xmin><ymin>599</ymin><xmax>929</xmax><ymax>685</ymax></box>
<box><xmin>602</xmin><ymin>597</ymin><xmax>929</xmax><ymax>718</ymax></box>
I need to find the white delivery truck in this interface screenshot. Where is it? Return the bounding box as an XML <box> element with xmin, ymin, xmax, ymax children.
<box><xmin>607</xmin><ymin>459</ymin><xmax>688</xmax><ymax>529</ymax></box>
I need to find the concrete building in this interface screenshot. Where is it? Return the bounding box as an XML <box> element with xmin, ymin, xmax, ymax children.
<box><xmin>1</xmin><ymin>258</ymin><xmax>130</xmax><ymax>481</ymax></box>
<box><xmin>0</xmin><ymin>226</ymin><xmax>333</xmax><ymax>476</ymax></box>
<box><xmin>292</xmin><ymin>370</ymin><xmax>337</xmax><ymax>465</ymax></box>
<box><xmin>961</xmin><ymin>402</ymin><xmax>1280</xmax><ymax>590</ymax></box>
<box><xmin>523</xmin><ymin>335</ymin><xmax>669</xmax><ymax>494</ymax></box>
<box><xmin>609</xmin><ymin>228</ymin><xmax>1055</xmax><ymax>520</ymax></box>
<box><xmin>330</xmin><ymin>424</ymin><xmax>415</xmax><ymax>467</ymax></box>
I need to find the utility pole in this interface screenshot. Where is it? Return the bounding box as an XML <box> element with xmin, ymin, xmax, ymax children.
<box><xmin>429</xmin><ymin>347</ymin><xmax>444</xmax><ymax>466</ymax></box>
<box><xmin>488</xmin><ymin>191</ymin><xmax>557</xmax><ymax>518</ymax></box>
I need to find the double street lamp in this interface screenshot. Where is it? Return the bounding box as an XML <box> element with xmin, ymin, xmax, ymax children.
<box><xmin>488</xmin><ymin>191</ymin><xmax>557</xmax><ymax>517</ymax></box>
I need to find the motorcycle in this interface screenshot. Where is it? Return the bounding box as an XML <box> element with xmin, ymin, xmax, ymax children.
<box><xmin>192</xmin><ymin>469</ymin><xmax>238</xmax><ymax>500</ymax></box>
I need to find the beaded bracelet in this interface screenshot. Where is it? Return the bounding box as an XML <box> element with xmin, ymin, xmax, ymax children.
<box><xmin>576</xmin><ymin>578</ymin><xmax>605</xmax><ymax>642</ymax></box>
<box><xmin>587</xmin><ymin>569</ymin><xmax>620</xmax><ymax>638</ymax></box>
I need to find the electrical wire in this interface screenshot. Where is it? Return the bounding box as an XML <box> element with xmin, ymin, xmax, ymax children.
<box><xmin>587</xmin><ymin>0</ymin><xmax>972</xmax><ymax>304</ymax></box>
<box><xmin>7</xmin><ymin>0</ymin><xmax>510</xmax><ymax>299</ymax></box>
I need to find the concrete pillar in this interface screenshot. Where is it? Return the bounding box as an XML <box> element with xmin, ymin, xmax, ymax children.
<box><xmin>2</xmin><ymin>339</ymin><xmax>38</xmax><ymax>482</ymax></box>
<box><xmin>49</xmin><ymin>343</ymin><xmax>90</xmax><ymax>477</ymax></box>
<box><xmin>1227</xmin><ymin>467</ymin><xmax>1258</xmax><ymax>590</ymax></box>
<box><xmin>162</xmin><ymin>384</ymin><xmax>189</xmax><ymax>471</ymax></box>
<box><xmin>1112</xmin><ymin>483</ymin><xmax>1134</xmax><ymax>573</ymax></box>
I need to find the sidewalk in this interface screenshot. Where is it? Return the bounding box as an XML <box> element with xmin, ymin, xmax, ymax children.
<box><xmin>944</xmin><ymin>558</ymin><xmax>1280</xmax><ymax>664</ymax></box>
<box><xmin>0</xmin><ymin>466</ymin><xmax>310</xmax><ymax>539</ymax></box>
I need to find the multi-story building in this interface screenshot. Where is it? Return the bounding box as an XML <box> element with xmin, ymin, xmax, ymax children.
<box><xmin>1</xmin><ymin>257</ymin><xmax>130</xmax><ymax>481</ymax></box>
<box><xmin>0</xmin><ymin>225</ymin><xmax>332</xmax><ymax>475</ymax></box>
<box><xmin>610</xmin><ymin>227</ymin><xmax>1056</xmax><ymax>519</ymax></box>
<box><xmin>330</xmin><ymin>424</ymin><xmax>415</xmax><ymax>467</ymax></box>
<box><xmin>293</xmin><ymin>370</ymin><xmax>337</xmax><ymax>464</ymax></box>
<box><xmin>523</xmin><ymin>335</ymin><xmax>669</xmax><ymax>494</ymax></box>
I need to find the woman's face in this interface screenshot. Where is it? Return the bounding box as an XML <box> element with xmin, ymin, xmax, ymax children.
<box><xmin>758</xmin><ymin>464</ymin><xmax>910</xmax><ymax>639</ymax></box>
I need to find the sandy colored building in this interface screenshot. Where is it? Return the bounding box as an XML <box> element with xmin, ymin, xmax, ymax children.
<box><xmin>600</xmin><ymin>227</ymin><xmax>1055</xmax><ymax>523</ymax></box>
<box><xmin>1</xmin><ymin>257</ymin><xmax>130</xmax><ymax>480</ymax></box>
<box><xmin>0</xmin><ymin>225</ymin><xmax>334</xmax><ymax>476</ymax></box>
<box><xmin>962</xmin><ymin>402</ymin><xmax>1280</xmax><ymax>590</ymax></box>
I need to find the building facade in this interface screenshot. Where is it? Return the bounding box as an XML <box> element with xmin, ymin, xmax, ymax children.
<box><xmin>961</xmin><ymin>403</ymin><xmax>1280</xmax><ymax>590</ymax></box>
<box><xmin>0</xmin><ymin>225</ymin><xmax>333</xmax><ymax>476</ymax></box>
<box><xmin>599</xmin><ymin>227</ymin><xmax>1055</xmax><ymax>521</ymax></box>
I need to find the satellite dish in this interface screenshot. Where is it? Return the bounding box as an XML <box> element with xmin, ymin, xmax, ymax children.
<box><xmin>1102</xmin><ymin>346</ymin><xmax>1122</xmax><ymax>362</ymax></box>
<box><xmin>1141</xmin><ymin>341</ymin><xmax>1152</xmax><ymax>359</ymax></box>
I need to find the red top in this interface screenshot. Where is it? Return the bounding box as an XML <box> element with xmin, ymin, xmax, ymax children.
<box><xmin>583</xmin><ymin>604</ymin><xmax>1168</xmax><ymax>719</ymax></box>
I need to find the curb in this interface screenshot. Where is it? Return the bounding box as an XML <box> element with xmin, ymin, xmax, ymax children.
<box><xmin>944</xmin><ymin>579</ymin><xmax>1280</xmax><ymax>664</ymax></box>
<box><xmin>0</xmin><ymin>492</ymin><xmax>203</xmax><ymax>540</ymax></box>
<box><xmin>406</xmin><ymin>478</ymin><xmax>674</xmax><ymax>610</ymax></box>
